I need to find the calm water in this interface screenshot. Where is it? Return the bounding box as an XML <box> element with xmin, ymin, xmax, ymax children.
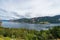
<box><xmin>1</xmin><ymin>21</ymin><xmax>60</xmax><ymax>30</ymax></box>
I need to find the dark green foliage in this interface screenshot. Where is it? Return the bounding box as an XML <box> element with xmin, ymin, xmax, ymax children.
<box><xmin>0</xmin><ymin>26</ymin><xmax>60</xmax><ymax>40</ymax></box>
<box><xmin>49</xmin><ymin>26</ymin><xmax>60</xmax><ymax>38</ymax></box>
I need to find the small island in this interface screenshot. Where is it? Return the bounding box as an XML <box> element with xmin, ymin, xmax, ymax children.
<box><xmin>39</xmin><ymin>21</ymin><xmax>50</xmax><ymax>24</ymax></box>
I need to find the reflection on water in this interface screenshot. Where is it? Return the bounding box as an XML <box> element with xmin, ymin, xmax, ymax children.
<box><xmin>1</xmin><ymin>21</ymin><xmax>60</xmax><ymax>30</ymax></box>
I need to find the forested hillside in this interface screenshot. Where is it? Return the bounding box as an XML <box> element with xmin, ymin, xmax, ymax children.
<box><xmin>14</xmin><ymin>15</ymin><xmax>60</xmax><ymax>23</ymax></box>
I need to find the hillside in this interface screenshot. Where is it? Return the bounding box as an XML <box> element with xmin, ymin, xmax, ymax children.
<box><xmin>13</xmin><ymin>15</ymin><xmax>60</xmax><ymax>23</ymax></box>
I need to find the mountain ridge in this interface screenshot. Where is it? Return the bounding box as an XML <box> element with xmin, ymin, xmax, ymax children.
<box><xmin>13</xmin><ymin>15</ymin><xmax>60</xmax><ymax>23</ymax></box>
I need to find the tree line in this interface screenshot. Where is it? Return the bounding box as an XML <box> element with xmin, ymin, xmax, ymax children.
<box><xmin>0</xmin><ymin>26</ymin><xmax>60</xmax><ymax>40</ymax></box>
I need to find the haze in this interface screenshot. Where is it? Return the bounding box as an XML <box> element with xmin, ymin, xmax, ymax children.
<box><xmin>0</xmin><ymin>0</ymin><xmax>60</xmax><ymax>20</ymax></box>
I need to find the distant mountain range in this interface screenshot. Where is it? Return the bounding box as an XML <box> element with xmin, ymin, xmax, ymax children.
<box><xmin>13</xmin><ymin>15</ymin><xmax>60</xmax><ymax>24</ymax></box>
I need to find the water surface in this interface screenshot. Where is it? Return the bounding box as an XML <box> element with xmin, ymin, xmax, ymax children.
<box><xmin>1</xmin><ymin>21</ymin><xmax>60</xmax><ymax>30</ymax></box>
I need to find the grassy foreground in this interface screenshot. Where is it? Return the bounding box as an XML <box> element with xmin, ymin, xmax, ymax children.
<box><xmin>0</xmin><ymin>26</ymin><xmax>60</xmax><ymax>40</ymax></box>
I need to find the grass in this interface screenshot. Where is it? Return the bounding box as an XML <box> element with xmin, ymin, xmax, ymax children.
<box><xmin>0</xmin><ymin>37</ymin><xmax>25</xmax><ymax>40</ymax></box>
<box><xmin>0</xmin><ymin>37</ymin><xmax>11</xmax><ymax>40</ymax></box>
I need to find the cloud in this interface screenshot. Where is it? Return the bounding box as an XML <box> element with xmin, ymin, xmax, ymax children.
<box><xmin>0</xmin><ymin>0</ymin><xmax>60</xmax><ymax>19</ymax></box>
<box><xmin>0</xmin><ymin>8</ymin><xmax>24</xmax><ymax>20</ymax></box>
<box><xmin>31</xmin><ymin>0</ymin><xmax>60</xmax><ymax>17</ymax></box>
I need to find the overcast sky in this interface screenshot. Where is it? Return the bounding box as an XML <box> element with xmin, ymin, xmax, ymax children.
<box><xmin>0</xmin><ymin>0</ymin><xmax>60</xmax><ymax>20</ymax></box>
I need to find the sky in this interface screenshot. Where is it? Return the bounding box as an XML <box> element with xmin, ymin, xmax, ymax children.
<box><xmin>0</xmin><ymin>0</ymin><xmax>60</xmax><ymax>20</ymax></box>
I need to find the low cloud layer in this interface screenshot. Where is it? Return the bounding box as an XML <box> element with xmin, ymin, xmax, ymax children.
<box><xmin>0</xmin><ymin>0</ymin><xmax>60</xmax><ymax>20</ymax></box>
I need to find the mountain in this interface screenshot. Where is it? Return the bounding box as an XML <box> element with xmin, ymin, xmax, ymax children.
<box><xmin>13</xmin><ymin>15</ymin><xmax>60</xmax><ymax>23</ymax></box>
